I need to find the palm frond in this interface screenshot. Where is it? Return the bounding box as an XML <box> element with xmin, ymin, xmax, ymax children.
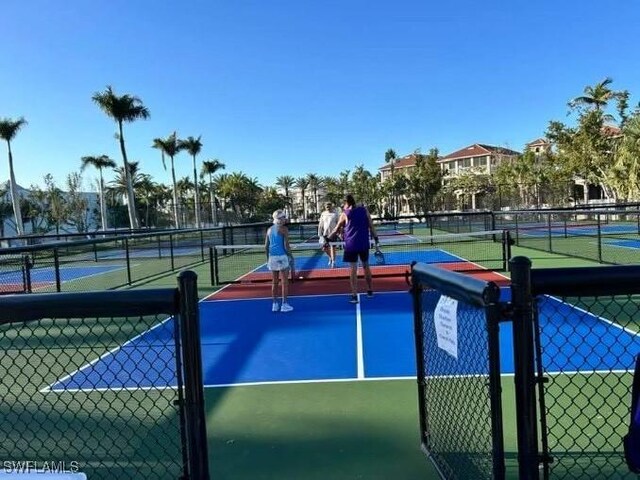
<box><xmin>0</xmin><ymin>117</ymin><xmax>28</xmax><ymax>142</ymax></box>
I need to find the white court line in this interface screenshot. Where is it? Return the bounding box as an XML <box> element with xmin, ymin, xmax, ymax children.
<box><xmin>31</xmin><ymin>264</ymin><xmax>129</xmax><ymax>292</ymax></box>
<box><xmin>45</xmin><ymin>367</ymin><xmax>640</xmax><ymax>393</ymax></box>
<box><xmin>355</xmin><ymin>295</ymin><xmax>364</xmax><ymax>379</ymax></box>
<box><xmin>543</xmin><ymin>295</ymin><xmax>640</xmax><ymax>337</ymax></box>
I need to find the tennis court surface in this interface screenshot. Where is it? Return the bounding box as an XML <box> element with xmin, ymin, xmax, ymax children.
<box><xmin>44</xmin><ymin>284</ymin><xmax>640</xmax><ymax>391</ymax></box>
<box><xmin>43</xmin><ymin>229</ymin><xmax>640</xmax><ymax>393</ymax></box>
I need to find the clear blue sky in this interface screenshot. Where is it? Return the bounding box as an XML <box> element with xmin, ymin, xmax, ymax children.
<box><xmin>1</xmin><ymin>0</ymin><xmax>639</xmax><ymax>190</ymax></box>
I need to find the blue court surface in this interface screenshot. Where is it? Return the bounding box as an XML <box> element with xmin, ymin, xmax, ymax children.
<box><xmin>605</xmin><ymin>238</ymin><xmax>640</xmax><ymax>250</ymax></box>
<box><xmin>46</xmin><ymin>289</ymin><xmax>640</xmax><ymax>392</ymax></box>
<box><xmin>1</xmin><ymin>264</ymin><xmax>125</xmax><ymax>286</ymax></box>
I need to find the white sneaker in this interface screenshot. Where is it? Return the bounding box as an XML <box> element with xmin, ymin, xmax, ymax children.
<box><xmin>280</xmin><ymin>303</ymin><xmax>294</xmax><ymax>313</ymax></box>
<box><xmin>272</xmin><ymin>302</ymin><xmax>280</xmax><ymax>312</ymax></box>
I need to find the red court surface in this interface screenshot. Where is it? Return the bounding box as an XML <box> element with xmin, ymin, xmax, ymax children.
<box><xmin>206</xmin><ymin>264</ymin><xmax>510</xmax><ymax>301</ymax></box>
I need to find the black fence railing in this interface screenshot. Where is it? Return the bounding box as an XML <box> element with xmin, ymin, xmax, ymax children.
<box><xmin>411</xmin><ymin>258</ymin><xmax>640</xmax><ymax>479</ymax></box>
<box><xmin>0</xmin><ymin>229</ymin><xmax>222</xmax><ymax>294</ymax></box>
<box><xmin>0</xmin><ymin>271</ymin><xmax>209</xmax><ymax>479</ymax></box>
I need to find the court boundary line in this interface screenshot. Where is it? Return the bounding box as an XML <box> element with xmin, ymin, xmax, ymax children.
<box><xmin>31</xmin><ymin>264</ymin><xmax>129</xmax><ymax>292</ymax></box>
<box><xmin>355</xmin><ymin>295</ymin><xmax>364</xmax><ymax>379</ymax></box>
<box><xmin>542</xmin><ymin>295</ymin><xmax>640</xmax><ymax>337</ymax></box>
<box><xmin>44</xmin><ymin>367</ymin><xmax>639</xmax><ymax>393</ymax></box>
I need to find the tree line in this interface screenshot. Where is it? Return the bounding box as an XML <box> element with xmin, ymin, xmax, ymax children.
<box><xmin>2</xmin><ymin>78</ymin><xmax>640</xmax><ymax>236</ymax></box>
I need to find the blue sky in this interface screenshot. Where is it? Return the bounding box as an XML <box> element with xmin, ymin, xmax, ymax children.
<box><xmin>1</xmin><ymin>0</ymin><xmax>639</xmax><ymax>190</ymax></box>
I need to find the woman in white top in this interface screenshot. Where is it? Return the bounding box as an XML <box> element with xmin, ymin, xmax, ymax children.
<box><xmin>318</xmin><ymin>202</ymin><xmax>340</xmax><ymax>267</ymax></box>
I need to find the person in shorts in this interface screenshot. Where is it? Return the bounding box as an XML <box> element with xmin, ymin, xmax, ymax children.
<box><xmin>317</xmin><ymin>202</ymin><xmax>340</xmax><ymax>267</ymax></box>
<box><xmin>328</xmin><ymin>194</ymin><xmax>379</xmax><ymax>304</ymax></box>
<box><xmin>265</xmin><ymin>210</ymin><xmax>293</xmax><ymax>312</ymax></box>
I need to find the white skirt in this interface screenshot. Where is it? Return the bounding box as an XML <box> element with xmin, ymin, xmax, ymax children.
<box><xmin>267</xmin><ymin>254</ymin><xmax>290</xmax><ymax>271</ymax></box>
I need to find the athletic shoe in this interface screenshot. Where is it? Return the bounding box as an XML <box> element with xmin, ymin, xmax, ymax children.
<box><xmin>349</xmin><ymin>295</ymin><xmax>359</xmax><ymax>304</ymax></box>
<box><xmin>280</xmin><ymin>303</ymin><xmax>294</xmax><ymax>313</ymax></box>
<box><xmin>367</xmin><ymin>290</ymin><xmax>374</xmax><ymax>298</ymax></box>
<box><xmin>272</xmin><ymin>302</ymin><xmax>280</xmax><ymax>312</ymax></box>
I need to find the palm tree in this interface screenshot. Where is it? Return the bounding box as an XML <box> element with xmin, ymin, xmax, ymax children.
<box><xmin>178</xmin><ymin>136</ymin><xmax>204</xmax><ymax>228</ymax></box>
<box><xmin>569</xmin><ymin>77</ymin><xmax>624</xmax><ymax>112</ymax></box>
<box><xmin>294</xmin><ymin>177</ymin><xmax>310</xmax><ymax>220</ymax></box>
<box><xmin>92</xmin><ymin>86</ymin><xmax>149</xmax><ymax>229</ymax></box>
<box><xmin>275</xmin><ymin>175</ymin><xmax>295</xmax><ymax>216</ymax></box>
<box><xmin>0</xmin><ymin>117</ymin><xmax>27</xmax><ymax>235</ymax></box>
<box><xmin>136</xmin><ymin>174</ymin><xmax>157</xmax><ymax>228</ymax></box>
<box><xmin>384</xmin><ymin>148</ymin><xmax>397</xmax><ymax>216</ymax></box>
<box><xmin>152</xmin><ymin>132</ymin><xmax>183</xmax><ymax>228</ymax></box>
<box><xmin>80</xmin><ymin>155</ymin><xmax>117</xmax><ymax>231</ymax></box>
<box><xmin>108</xmin><ymin>161</ymin><xmax>146</xmax><ymax>200</ymax></box>
<box><xmin>305</xmin><ymin>173</ymin><xmax>323</xmax><ymax>216</ymax></box>
<box><xmin>202</xmin><ymin>159</ymin><xmax>226</xmax><ymax>226</ymax></box>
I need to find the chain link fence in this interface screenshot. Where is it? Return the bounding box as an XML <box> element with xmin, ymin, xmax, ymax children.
<box><xmin>0</xmin><ymin>272</ymin><xmax>208</xmax><ymax>479</ymax></box>
<box><xmin>0</xmin><ymin>230</ymin><xmax>223</xmax><ymax>294</ymax></box>
<box><xmin>495</xmin><ymin>210</ymin><xmax>640</xmax><ymax>265</ymax></box>
<box><xmin>411</xmin><ymin>258</ymin><xmax>640</xmax><ymax>479</ymax></box>
<box><xmin>411</xmin><ymin>263</ymin><xmax>505</xmax><ymax>480</ymax></box>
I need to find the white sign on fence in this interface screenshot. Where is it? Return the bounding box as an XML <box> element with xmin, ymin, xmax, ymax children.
<box><xmin>433</xmin><ymin>295</ymin><xmax>458</xmax><ymax>359</ymax></box>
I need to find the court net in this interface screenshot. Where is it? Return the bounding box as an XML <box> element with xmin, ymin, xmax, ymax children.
<box><xmin>211</xmin><ymin>230</ymin><xmax>510</xmax><ymax>284</ymax></box>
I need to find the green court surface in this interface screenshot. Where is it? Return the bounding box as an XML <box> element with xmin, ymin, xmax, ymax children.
<box><xmin>3</xmin><ymin>242</ymin><xmax>633</xmax><ymax>479</ymax></box>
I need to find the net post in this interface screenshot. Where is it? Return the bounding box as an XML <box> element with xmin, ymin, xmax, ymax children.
<box><xmin>409</xmin><ymin>262</ymin><xmax>429</xmax><ymax>452</ymax></box>
<box><xmin>158</xmin><ymin>235</ymin><xmax>163</xmax><ymax>258</ymax></box>
<box><xmin>177</xmin><ymin>271</ymin><xmax>211</xmax><ymax>480</ymax></box>
<box><xmin>597</xmin><ymin>214</ymin><xmax>603</xmax><ymax>263</ymax></box>
<box><xmin>93</xmin><ymin>241</ymin><xmax>98</xmax><ymax>263</ymax></box>
<box><xmin>53</xmin><ymin>248</ymin><xmax>61</xmax><ymax>292</ymax></box>
<box><xmin>509</xmin><ymin>256</ymin><xmax>540</xmax><ymax>479</ymax></box>
<box><xmin>124</xmin><ymin>238</ymin><xmax>132</xmax><ymax>285</ymax></box>
<box><xmin>514</xmin><ymin>213</ymin><xmax>520</xmax><ymax>245</ymax></box>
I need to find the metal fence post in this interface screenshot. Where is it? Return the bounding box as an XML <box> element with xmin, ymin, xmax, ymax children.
<box><xmin>486</xmin><ymin>294</ymin><xmax>506</xmax><ymax>480</ymax></box>
<box><xmin>53</xmin><ymin>248</ymin><xmax>61</xmax><ymax>292</ymax></box>
<box><xmin>124</xmin><ymin>238</ymin><xmax>132</xmax><ymax>285</ymax></box>
<box><xmin>597</xmin><ymin>214</ymin><xmax>603</xmax><ymax>263</ymax></box>
<box><xmin>177</xmin><ymin>271</ymin><xmax>210</xmax><ymax>480</ymax></box>
<box><xmin>170</xmin><ymin>234</ymin><xmax>175</xmax><ymax>271</ymax></box>
<box><xmin>509</xmin><ymin>256</ymin><xmax>540</xmax><ymax>480</ymax></box>
<box><xmin>23</xmin><ymin>254</ymin><xmax>32</xmax><ymax>293</ymax></box>
<box><xmin>409</xmin><ymin>268</ymin><xmax>429</xmax><ymax>451</ymax></box>
<box><xmin>200</xmin><ymin>230</ymin><xmax>205</xmax><ymax>262</ymax></box>
<box><xmin>209</xmin><ymin>247</ymin><xmax>218</xmax><ymax>287</ymax></box>
<box><xmin>547</xmin><ymin>213</ymin><xmax>553</xmax><ymax>253</ymax></box>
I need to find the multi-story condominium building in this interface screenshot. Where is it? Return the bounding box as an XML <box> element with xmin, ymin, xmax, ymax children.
<box><xmin>437</xmin><ymin>143</ymin><xmax>521</xmax><ymax>177</ymax></box>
